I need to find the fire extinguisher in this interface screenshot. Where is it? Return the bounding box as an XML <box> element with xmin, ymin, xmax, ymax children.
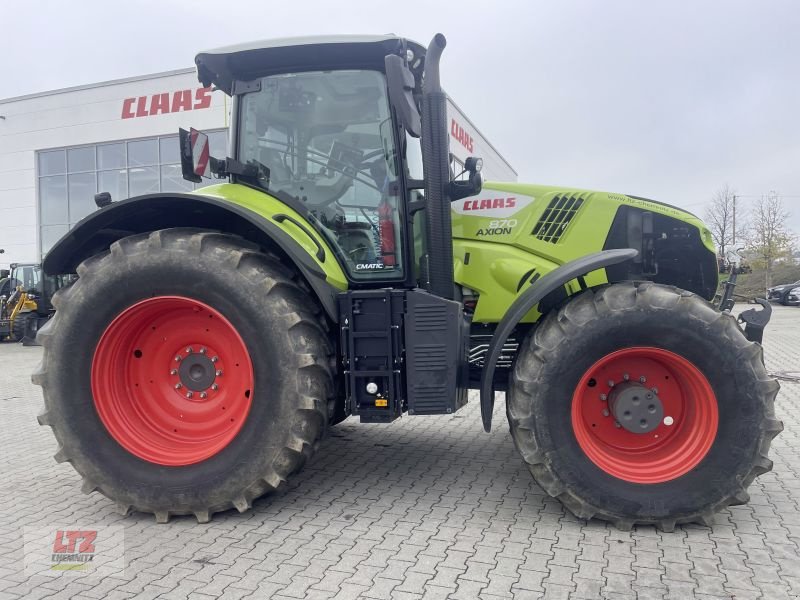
<box><xmin>377</xmin><ymin>198</ymin><xmax>396</xmax><ymax>267</ymax></box>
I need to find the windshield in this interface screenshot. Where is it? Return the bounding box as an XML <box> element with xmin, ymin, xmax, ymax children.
<box><xmin>238</xmin><ymin>70</ymin><xmax>404</xmax><ymax>280</ymax></box>
<box><xmin>11</xmin><ymin>265</ymin><xmax>41</xmax><ymax>294</ymax></box>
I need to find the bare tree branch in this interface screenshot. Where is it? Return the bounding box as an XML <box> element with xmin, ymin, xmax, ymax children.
<box><xmin>746</xmin><ymin>192</ymin><xmax>795</xmax><ymax>292</ymax></box>
<box><xmin>704</xmin><ymin>184</ymin><xmax>739</xmax><ymax>261</ymax></box>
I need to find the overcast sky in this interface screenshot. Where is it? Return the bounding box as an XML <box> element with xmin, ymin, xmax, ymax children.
<box><xmin>3</xmin><ymin>0</ymin><xmax>798</xmax><ymax>232</ymax></box>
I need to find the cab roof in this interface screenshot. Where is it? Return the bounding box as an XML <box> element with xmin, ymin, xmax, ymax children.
<box><xmin>195</xmin><ymin>35</ymin><xmax>426</xmax><ymax>95</ymax></box>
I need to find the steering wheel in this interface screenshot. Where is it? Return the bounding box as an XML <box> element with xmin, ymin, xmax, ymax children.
<box><xmin>359</xmin><ymin>148</ymin><xmax>385</xmax><ymax>165</ymax></box>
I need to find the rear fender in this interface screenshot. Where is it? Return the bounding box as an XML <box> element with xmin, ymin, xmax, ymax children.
<box><xmin>43</xmin><ymin>192</ymin><xmax>346</xmax><ymax>321</ymax></box>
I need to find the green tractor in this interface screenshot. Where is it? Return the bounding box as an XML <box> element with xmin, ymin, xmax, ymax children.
<box><xmin>35</xmin><ymin>34</ymin><xmax>780</xmax><ymax>530</ymax></box>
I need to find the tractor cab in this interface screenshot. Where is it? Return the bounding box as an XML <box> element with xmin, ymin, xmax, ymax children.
<box><xmin>183</xmin><ymin>35</ymin><xmax>480</xmax><ymax>288</ymax></box>
<box><xmin>0</xmin><ymin>263</ymin><xmax>40</xmax><ymax>298</ymax></box>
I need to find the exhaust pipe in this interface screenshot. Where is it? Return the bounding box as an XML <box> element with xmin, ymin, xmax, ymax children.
<box><xmin>421</xmin><ymin>34</ymin><xmax>454</xmax><ymax>300</ymax></box>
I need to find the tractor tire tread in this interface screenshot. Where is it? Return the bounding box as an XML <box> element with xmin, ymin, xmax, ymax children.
<box><xmin>34</xmin><ymin>228</ymin><xmax>334</xmax><ymax>523</ymax></box>
<box><xmin>508</xmin><ymin>281</ymin><xmax>781</xmax><ymax>531</ymax></box>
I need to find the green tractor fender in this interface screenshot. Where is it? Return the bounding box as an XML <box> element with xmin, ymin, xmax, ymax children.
<box><xmin>480</xmin><ymin>248</ymin><xmax>638</xmax><ymax>432</ymax></box>
<box><xmin>43</xmin><ymin>191</ymin><xmax>346</xmax><ymax>321</ymax></box>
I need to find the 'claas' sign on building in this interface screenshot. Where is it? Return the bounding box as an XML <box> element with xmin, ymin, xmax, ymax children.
<box><xmin>121</xmin><ymin>88</ymin><xmax>212</xmax><ymax>119</ymax></box>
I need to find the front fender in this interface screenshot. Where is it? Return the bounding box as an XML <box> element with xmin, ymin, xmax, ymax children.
<box><xmin>43</xmin><ymin>190</ymin><xmax>347</xmax><ymax>321</ymax></box>
<box><xmin>479</xmin><ymin>248</ymin><xmax>638</xmax><ymax>432</ymax></box>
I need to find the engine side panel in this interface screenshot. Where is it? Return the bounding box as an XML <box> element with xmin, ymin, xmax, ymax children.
<box><xmin>452</xmin><ymin>182</ymin><xmax>718</xmax><ymax>323</ymax></box>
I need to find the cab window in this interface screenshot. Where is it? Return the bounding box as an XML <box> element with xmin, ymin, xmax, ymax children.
<box><xmin>238</xmin><ymin>70</ymin><xmax>404</xmax><ymax>280</ymax></box>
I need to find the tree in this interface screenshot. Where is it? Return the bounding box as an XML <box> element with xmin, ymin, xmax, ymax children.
<box><xmin>746</xmin><ymin>192</ymin><xmax>795</xmax><ymax>292</ymax></box>
<box><xmin>704</xmin><ymin>184</ymin><xmax>738</xmax><ymax>261</ymax></box>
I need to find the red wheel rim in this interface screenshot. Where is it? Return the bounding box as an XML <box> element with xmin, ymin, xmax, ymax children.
<box><xmin>571</xmin><ymin>347</ymin><xmax>718</xmax><ymax>484</ymax></box>
<box><xmin>92</xmin><ymin>296</ymin><xmax>254</xmax><ymax>466</ymax></box>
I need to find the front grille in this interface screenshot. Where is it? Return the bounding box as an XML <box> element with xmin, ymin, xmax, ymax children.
<box><xmin>532</xmin><ymin>195</ymin><xmax>585</xmax><ymax>243</ymax></box>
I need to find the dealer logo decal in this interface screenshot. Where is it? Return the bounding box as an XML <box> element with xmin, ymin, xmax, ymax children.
<box><xmin>51</xmin><ymin>530</ymin><xmax>97</xmax><ymax>571</ymax></box>
<box><xmin>23</xmin><ymin>525</ymin><xmax>125</xmax><ymax>577</ymax></box>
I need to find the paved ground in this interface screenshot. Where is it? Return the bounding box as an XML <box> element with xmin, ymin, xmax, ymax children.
<box><xmin>0</xmin><ymin>305</ymin><xmax>798</xmax><ymax>600</ymax></box>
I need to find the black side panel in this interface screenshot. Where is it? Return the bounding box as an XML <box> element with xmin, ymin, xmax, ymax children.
<box><xmin>339</xmin><ymin>290</ymin><xmax>406</xmax><ymax>423</ymax></box>
<box><xmin>405</xmin><ymin>290</ymin><xmax>469</xmax><ymax>415</ymax></box>
<box><xmin>338</xmin><ymin>288</ymin><xmax>469</xmax><ymax>422</ymax></box>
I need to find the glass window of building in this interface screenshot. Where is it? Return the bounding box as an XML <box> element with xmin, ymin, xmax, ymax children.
<box><xmin>37</xmin><ymin>130</ymin><xmax>228</xmax><ymax>255</ymax></box>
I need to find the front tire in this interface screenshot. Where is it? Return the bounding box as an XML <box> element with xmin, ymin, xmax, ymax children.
<box><xmin>508</xmin><ymin>282</ymin><xmax>782</xmax><ymax>530</ymax></box>
<box><xmin>34</xmin><ymin>229</ymin><xmax>334</xmax><ymax>523</ymax></box>
<box><xmin>11</xmin><ymin>312</ymin><xmax>29</xmax><ymax>342</ymax></box>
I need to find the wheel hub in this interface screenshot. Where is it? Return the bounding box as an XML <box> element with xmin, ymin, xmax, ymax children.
<box><xmin>608</xmin><ymin>382</ymin><xmax>664</xmax><ymax>434</ymax></box>
<box><xmin>177</xmin><ymin>351</ymin><xmax>218</xmax><ymax>392</ymax></box>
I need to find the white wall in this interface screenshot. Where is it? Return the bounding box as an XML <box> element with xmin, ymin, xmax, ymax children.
<box><xmin>447</xmin><ymin>97</ymin><xmax>517</xmax><ymax>183</ymax></box>
<box><xmin>0</xmin><ymin>69</ymin><xmax>228</xmax><ymax>269</ymax></box>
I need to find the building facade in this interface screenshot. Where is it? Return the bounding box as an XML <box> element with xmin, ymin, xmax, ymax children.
<box><xmin>0</xmin><ymin>69</ymin><xmax>514</xmax><ymax>269</ymax></box>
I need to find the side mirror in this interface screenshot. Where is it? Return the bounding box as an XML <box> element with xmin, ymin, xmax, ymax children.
<box><xmin>385</xmin><ymin>55</ymin><xmax>421</xmax><ymax>138</ymax></box>
<box><xmin>179</xmin><ymin>127</ymin><xmax>212</xmax><ymax>183</ymax></box>
<box><xmin>449</xmin><ymin>156</ymin><xmax>483</xmax><ymax>201</ymax></box>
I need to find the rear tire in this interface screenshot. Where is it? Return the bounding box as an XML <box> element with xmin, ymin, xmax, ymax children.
<box><xmin>34</xmin><ymin>229</ymin><xmax>334</xmax><ymax>523</ymax></box>
<box><xmin>508</xmin><ymin>281</ymin><xmax>782</xmax><ymax>531</ymax></box>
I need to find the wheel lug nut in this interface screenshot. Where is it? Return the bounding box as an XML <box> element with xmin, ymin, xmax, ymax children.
<box><xmin>651</xmin><ymin>387</ymin><xmax>658</xmax><ymax>394</ymax></box>
<box><xmin>186</xmin><ymin>391</ymin><xmax>193</xmax><ymax>399</ymax></box>
<box><xmin>607</xmin><ymin>380</ymin><xmax>615</xmax><ymax>387</ymax></box>
<box><xmin>623</xmin><ymin>373</ymin><xmax>630</xmax><ymax>381</ymax></box>
<box><xmin>186</xmin><ymin>347</ymin><xmax>193</xmax><ymax>354</ymax></box>
<box><xmin>199</xmin><ymin>347</ymin><xmax>207</xmax><ymax>355</ymax></box>
<box><xmin>602</xmin><ymin>409</ymin><xmax>610</xmax><ymax>417</ymax></box>
<box><xmin>200</xmin><ymin>392</ymin><xmax>207</xmax><ymax>399</ymax></box>
<box><xmin>600</xmin><ymin>394</ymin><xmax>607</xmax><ymax>401</ymax></box>
<box><xmin>215</xmin><ymin>370</ymin><xmax>223</xmax><ymax>377</ymax></box>
<box><xmin>174</xmin><ymin>355</ymin><xmax>182</xmax><ymax>362</ymax></box>
<box><xmin>614</xmin><ymin>422</ymin><xmax>621</xmax><ymax>428</ymax></box>
<box><xmin>174</xmin><ymin>383</ymin><xmax>182</xmax><ymax>389</ymax></box>
<box><xmin>211</xmin><ymin>384</ymin><xmax>218</xmax><ymax>391</ymax></box>
<box><xmin>211</xmin><ymin>356</ymin><xmax>219</xmax><ymax>363</ymax></box>
<box><xmin>170</xmin><ymin>369</ymin><xmax>178</xmax><ymax>376</ymax></box>
<box><xmin>639</xmin><ymin>376</ymin><xmax>647</xmax><ymax>383</ymax></box>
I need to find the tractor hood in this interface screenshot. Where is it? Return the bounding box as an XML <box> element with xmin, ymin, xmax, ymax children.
<box><xmin>195</xmin><ymin>34</ymin><xmax>426</xmax><ymax>95</ymax></box>
<box><xmin>450</xmin><ymin>182</ymin><xmax>720</xmax><ymax>313</ymax></box>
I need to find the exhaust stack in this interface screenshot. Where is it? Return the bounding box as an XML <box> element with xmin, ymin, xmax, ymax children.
<box><xmin>420</xmin><ymin>34</ymin><xmax>454</xmax><ymax>300</ymax></box>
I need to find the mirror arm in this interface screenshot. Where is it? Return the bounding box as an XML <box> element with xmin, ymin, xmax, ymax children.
<box><xmin>408</xmin><ymin>198</ymin><xmax>426</xmax><ymax>215</ymax></box>
<box><xmin>448</xmin><ymin>171</ymin><xmax>483</xmax><ymax>202</ymax></box>
<box><xmin>210</xmin><ymin>157</ymin><xmax>270</xmax><ymax>182</ymax></box>
<box><xmin>449</xmin><ymin>180</ymin><xmax>476</xmax><ymax>202</ymax></box>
